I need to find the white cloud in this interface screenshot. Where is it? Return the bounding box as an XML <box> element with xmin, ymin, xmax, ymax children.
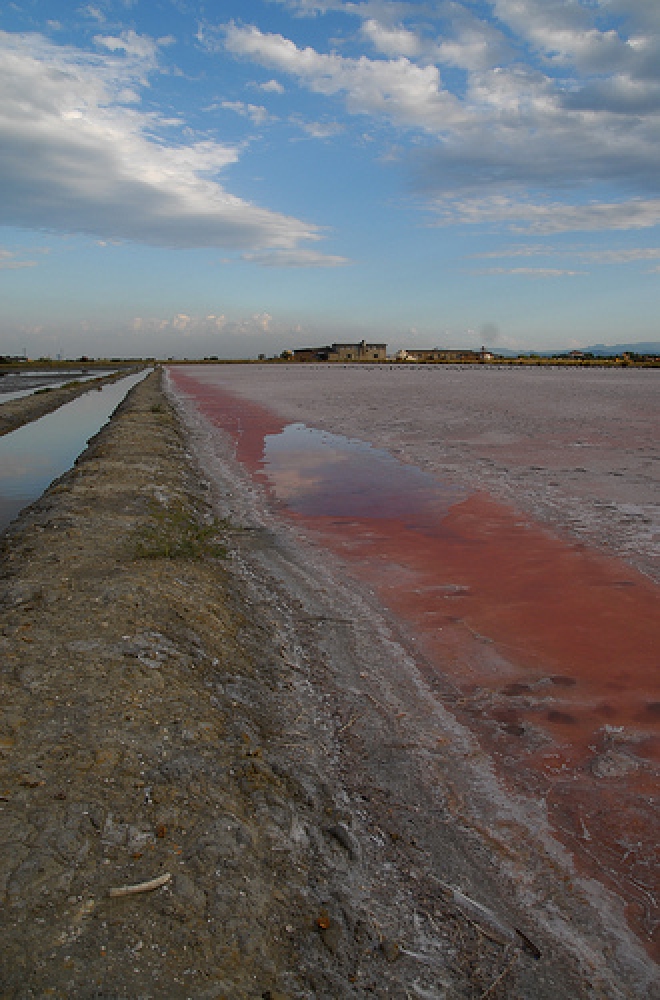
<box><xmin>473</xmin><ymin>245</ymin><xmax>660</xmax><ymax>264</ymax></box>
<box><xmin>361</xmin><ymin>19</ymin><xmax>421</xmax><ymax>59</ymax></box>
<box><xmin>273</xmin><ymin>1</ymin><xmax>418</xmax><ymax>19</ymax></box>
<box><xmin>0</xmin><ymin>30</ymin><xmax>322</xmax><ymax>251</ymax></box>
<box><xmin>433</xmin><ymin>29</ymin><xmax>506</xmax><ymax>72</ymax></box>
<box><xmin>257</xmin><ymin>78</ymin><xmax>285</xmax><ymax>93</ymax></box>
<box><xmin>493</xmin><ymin>0</ymin><xmax>660</xmax><ymax>76</ymax></box>
<box><xmin>0</xmin><ymin>247</ymin><xmax>38</xmax><ymax>269</ymax></box>
<box><xmin>361</xmin><ymin>7</ymin><xmax>512</xmax><ymax>72</ymax></box>
<box><xmin>122</xmin><ymin>311</ymin><xmax>289</xmax><ymax>356</ymax></box>
<box><xmin>223</xmin><ymin>23</ymin><xmax>464</xmax><ymax>133</ymax></box>
<box><xmin>0</xmin><ymin>260</ymin><xmax>37</xmax><ymax>270</ymax></box>
<box><xmin>81</xmin><ymin>6</ymin><xmax>106</xmax><ymax>24</ymax></box>
<box><xmin>431</xmin><ymin>196</ymin><xmax>660</xmax><ymax>234</ymax></box>
<box><xmin>295</xmin><ymin>118</ymin><xmax>344</xmax><ymax>138</ymax></box>
<box><xmin>171</xmin><ymin>313</ymin><xmax>193</xmax><ymax>332</ymax></box>
<box><xmin>94</xmin><ymin>29</ymin><xmax>172</xmax><ymax>62</ymax></box>
<box><xmin>470</xmin><ymin>244</ymin><xmax>562</xmax><ymax>259</ymax></box>
<box><xmin>241</xmin><ymin>249</ymin><xmax>351</xmax><ymax>266</ymax></box>
<box><xmin>472</xmin><ymin>267</ymin><xmax>586</xmax><ymax>278</ymax></box>
<box><xmin>576</xmin><ymin>246</ymin><xmax>660</xmax><ymax>263</ymax></box>
<box><xmin>220</xmin><ymin>100</ymin><xmax>273</xmax><ymax>125</ymax></box>
<box><xmin>221</xmin><ymin>7</ymin><xmax>660</xmax><ymax>234</ymax></box>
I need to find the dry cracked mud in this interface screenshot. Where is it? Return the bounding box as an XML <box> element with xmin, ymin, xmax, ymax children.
<box><xmin>0</xmin><ymin>370</ymin><xmax>656</xmax><ymax>999</ymax></box>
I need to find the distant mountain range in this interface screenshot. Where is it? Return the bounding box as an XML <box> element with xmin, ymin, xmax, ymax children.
<box><xmin>581</xmin><ymin>342</ymin><xmax>660</xmax><ymax>356</ymax></box>
<box><xmin>489</xmin><ymin>342</ymin><xmax>660</xmax><ymax>357</ymax></box>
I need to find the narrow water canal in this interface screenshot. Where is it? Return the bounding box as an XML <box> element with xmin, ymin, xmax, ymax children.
<box><xmin>170</xmin><ymin>364</ymin><xmax>660</xmax><ymax>959</ymax></box>
<box><xmin>0</xmin><ymin>371</ymin><xmax>115</xmax><ymax>405</ymax></box>
<box><xmin>0</xmin><ymin>370</ymin><xmax>149</xmax><ymax>534</ymax></box>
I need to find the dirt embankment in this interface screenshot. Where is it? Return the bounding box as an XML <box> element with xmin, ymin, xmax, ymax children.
<box><xmin>0</xmin><ymin>370</ymin><xmax>654</xmax><ymax>999</ymax></box>
<box><xmin>0</xmin><ymin>369</ymin><xmax>143</xmax><ymax>438</ymax></box>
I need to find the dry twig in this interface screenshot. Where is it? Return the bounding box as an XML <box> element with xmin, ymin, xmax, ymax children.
<box><xmin>338</xmin><ymin>713</ymin><xmax>363</xmax><ymax>734</ymax></box>
<box><xmin>479</xmin><ymin>950</ymin><xmax>518</xmax><ymax>999</ymax></box>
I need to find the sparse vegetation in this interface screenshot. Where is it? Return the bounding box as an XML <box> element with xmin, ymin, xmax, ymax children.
<box><xmin>132</xmin><ymin>500</ymin><xmax>227</xmax><ymax>560</ymax></box>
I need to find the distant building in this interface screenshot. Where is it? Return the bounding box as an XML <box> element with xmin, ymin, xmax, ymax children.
<box><xmin>293</xmin><ymin>340</ymin><xmax>387</xmax><ymax>362</ymax></box>
<box><xmin>397</xmin><ymin>347</ymin><xmax>493</xmax><ymax>362</ymax></box>
<box><xmin>292</xmin><ymin>347</ymin><xmax>325</xmax><ymax>362</ymax></box>
<box><xmin>328</xmin><ymin>341</ymin><xmax>387</xmax><ymax>361</ymax></box>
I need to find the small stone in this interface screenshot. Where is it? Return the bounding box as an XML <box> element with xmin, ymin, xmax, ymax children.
<box><xmin>319</xmin><ymin>921</ymin><xmax>343</xmax><ymax>955</ymax></box>
<box><xmin>591</xmin><ymin>751</ymin><xmax>639</xmax><ymax>778</ymax></box>
<box><xmin>380</xmin><ymin>938</ymin><xmax>400</xmax><ymax>963</ymax></box>
<box><xmin>18</xmin><ymin>774</ymin><xmax>44</xmax><ymax>788</ymax></box>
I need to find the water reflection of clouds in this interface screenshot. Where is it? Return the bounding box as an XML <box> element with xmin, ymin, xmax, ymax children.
<box><xmin>261</xmin><ymin>423</ymin><xmax>465</xmax><ymax>525</ymax></box>
<box><xmin>262</xmin><ymin>426</ymin><xmax>352</xmax><ymax>503</ymax></box>
<box><xmin>0</xmin><ymin>451</ymin><xmax>55</xmax><ymax>485</ymax></box>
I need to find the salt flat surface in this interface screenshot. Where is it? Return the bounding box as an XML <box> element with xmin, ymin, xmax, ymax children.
<box><xmin>207</xmin><ymin>364</ymin><xmax>659</xmax><ymax>580</ymax></box>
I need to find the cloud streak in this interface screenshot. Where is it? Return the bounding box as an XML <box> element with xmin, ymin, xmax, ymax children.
<box><xmin>241</xmin><ymin>249</ymin><xmax>351</xmax><ymax>267</ymax></box>
<box><xmin>472</xmin><ymin>245</ymin><xmax>660</xmax><ymax>264</ymax></box>
<box><xmin>0</xmin><ymin>248</ymin><xmax>39</xmax><ymax>270</ymax></box>
<box><xmin>471</xmin><ymin>267</ymin><xmax>586</xmax><ymax>278</ymax></box>
<box><xmin>429</xmin><ymin>197</ymin><xmax>660</xmax><ymax>234</ymax></box>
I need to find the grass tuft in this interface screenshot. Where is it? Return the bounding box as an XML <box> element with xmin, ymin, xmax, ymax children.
<box><xmin>132</xmin><ymin>501</ymin><xmax>227</xmax><ymax>560</ymax></box>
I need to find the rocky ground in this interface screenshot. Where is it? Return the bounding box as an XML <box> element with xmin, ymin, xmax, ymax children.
<box><xmin>0</xmin><ymin>370</ymin><xmax>656</xmax><ymax>998</ymax></box>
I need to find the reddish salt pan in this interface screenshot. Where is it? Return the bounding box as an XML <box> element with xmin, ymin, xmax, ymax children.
<box><xmin>170</xmin><ymin>367</ymin><xmax>660</xmax><ymax>956</ymax></box>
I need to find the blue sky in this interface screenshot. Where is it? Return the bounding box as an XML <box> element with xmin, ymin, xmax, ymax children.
<box><xmin>1</xmin><ymin>0</ymin><xmax>659</xmax><ymax>358</ymax></box>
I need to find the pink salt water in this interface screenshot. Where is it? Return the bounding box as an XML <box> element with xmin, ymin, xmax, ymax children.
<box><xmin>170</xmin><ymin>366</ymin><xmax>660</xmax><ymax>957</ymax></box>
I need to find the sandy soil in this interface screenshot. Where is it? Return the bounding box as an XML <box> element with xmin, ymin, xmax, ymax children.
<box><xmin>0</xmin><ymin>367</ymin><xmax>656</xmax><ymax>998</ymax></box>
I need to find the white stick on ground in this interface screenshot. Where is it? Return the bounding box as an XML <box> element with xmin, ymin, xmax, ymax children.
<box><xmin>108</xmin><ymin>872</ymin><xmax>172</xmax><ymax>898</ymax></box>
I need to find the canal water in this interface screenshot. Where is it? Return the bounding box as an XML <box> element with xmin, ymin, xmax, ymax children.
<box><xmin>169</xmin><ymin>365</ymin><xmax>660</xmax><ymax>958</ymax></box>
<box><xmin>0</xmin><ymin>371</ymin><xmax>115</xmax><ymax>405</ymax></box>
<box><xmin>0</xmin><ymin>370</ymin><xmax>149</xmax><ymax>534</ymax></box>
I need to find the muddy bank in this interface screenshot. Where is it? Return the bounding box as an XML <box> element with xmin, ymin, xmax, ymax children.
<box><xmin>0</xmin><ymin>370</ymin><xmax>656</xmax><ymax>998</ymax></box>
<box><xmin>0</xmin><ymin>368</ymin><xmax>143</xmax><ymax>438</ymax></box>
